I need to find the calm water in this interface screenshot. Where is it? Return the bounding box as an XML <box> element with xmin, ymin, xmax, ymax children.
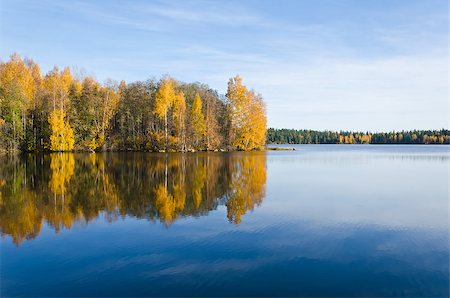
<box><xmin>1</xmin><ymin>145</ymin><xmax>449</xmax><ymax>297</ymax></box>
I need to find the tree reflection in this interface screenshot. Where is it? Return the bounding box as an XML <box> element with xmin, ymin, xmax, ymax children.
<box><xmin>0</xmin><ymin>155</ymin><xmax>43</xmax><ymax>245</ymax></box>
<box><xmin>226</xmin><ymin>153</ymin><xmax>267</xmax><ymax>224</ymax></box>
<box><xmin>0</xmin><ymin>152</ymin><xmax>266</xmax><ymax>245</ymax></box>
<box><xmin>47</xmin><ymin>153</ymin><xmax>78</xmax><ymax>233</ymax></box>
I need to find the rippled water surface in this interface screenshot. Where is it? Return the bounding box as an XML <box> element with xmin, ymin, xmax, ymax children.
<box><xmin>1</xmin><ymin>145</ymin><xmax>449</xmax><ymax>297</ymax></box>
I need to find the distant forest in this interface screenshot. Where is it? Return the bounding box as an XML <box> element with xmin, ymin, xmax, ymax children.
<box><xmin>268</xmin><ymin>128</ymin><xmax>450</xmax><ymax>144</ymax></box>
<box><xmin>0</xmin><ymin>54</ymin><xmax>266</xmax><ymax>152</ymax></box>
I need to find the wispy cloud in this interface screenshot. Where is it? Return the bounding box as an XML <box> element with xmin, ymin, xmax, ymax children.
<box><xmin>138</xmin><ymin>1</ymin><xmax>264</xmax><ymax>27</ymax></box>
<box><xmin>45</xmin><ymin>0</ymin><xmax>269</xmax><ymax>32</ymax></box>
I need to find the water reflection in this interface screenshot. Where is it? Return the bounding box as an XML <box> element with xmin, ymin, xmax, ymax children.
<box><xmin>0</xmin><ymin>152</ymin><xmax>267</xmax><ymax>245</ymax></box>
<box><xmin>1</xmin><ymin>147</ymin><xmax>448</xmax><ymax>297</ymax></box>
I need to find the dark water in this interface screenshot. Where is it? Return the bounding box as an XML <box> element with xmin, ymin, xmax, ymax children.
<box><xmin>1</xmin><ymin>145</ymin><xmax>449</xmax><ymax>297</ymax></box>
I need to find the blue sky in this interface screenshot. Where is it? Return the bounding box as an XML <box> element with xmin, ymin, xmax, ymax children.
<box><xmin>1</xmin><ymin>0</ymin><xmax>448</xmax><ymax>131</ymax></box>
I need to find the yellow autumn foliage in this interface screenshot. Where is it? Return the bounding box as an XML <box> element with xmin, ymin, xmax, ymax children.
<box><xmin>48</xmin><ymin>109</ymin><xmax>74</xmax><ymax>151</ymax></box>
<box><xmin>226</xmin><ymin>75</ymin><xmax>267</xmax><ymax>150</ymax></box>
<box><xmin>191</xmin><ymin>93</ymin><xmax>206</xmax><ymax>148</ymax></box>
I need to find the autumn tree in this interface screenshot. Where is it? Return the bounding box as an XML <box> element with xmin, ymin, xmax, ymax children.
<box><xmin>154</xmin><ymin>78</ymin><xmax>176</xmax><ymax>150</ymax></box>
<box><xmin>226</xmin><ymin>75</ymin><xmax>267</xmax><ymax>150</ymax></box>
<box><xmin>190</xmin><ymin>93</ymin><xmax>206</xmax><ymax>149</ymax></box>
<box><xmin>48</xmin><ymin>109</ymin><xmax>74</xmax><ymax>151</ymax></box>
<box><xmin>43</xmin><ymin>66</ymin><xmax>74</xmax><ymax>151</ymax></box>
<box><xmin>97</xmin><ymin>81</ymin><xmax>120</xmax><ymax>149</ymax></box>
<box><xmin>113</xmin><ymin>80</ymin><xmax>156</xmax><ymax>150</ymax></box>
<box><xmin>173</xmin><ymin>91</ymin><xmax>186</xmax><ymax>150</ymax></box>
<box><xmin>204</xmin><ymin>91</ymin><xmax>224</xmax><ymax>150</ymax></box>
<box><xmin>24</xmin><ymin>58</ymin><xmax>42</xmax><ymax>150</ymax></box>
<box><xmin>179</xmin><ymin>83</ymin><xmax>224</xmax><ymax>150</ymax></box>
<box><xmin>43</xmin><ymin>66</ymin><xmax>72</xmax><ymax>111</ymax></box>
<box><xmin>245</xmin><ymin>92</ymin><xmax>267</xmax><ymax>150</ymax></box>
<box><xmin>71</xmin><ymin>78</ymin><xmax>119</xmax><ymax>151</ymax></box>
<box><xmin>0</xmin><ymin>53</ymin><xmax>36</xmax><ymax>151</ymax></box>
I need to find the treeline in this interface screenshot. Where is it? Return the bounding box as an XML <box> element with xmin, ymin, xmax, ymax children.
<box><xmin>268</xmin><ymin>128</ymin><xmax>450</xmax><ymax>144</ymax></box>
<box><xmin>0</xmin><ymin>54</ymin><xmax>267</xmax><ymax>152</ymax></box>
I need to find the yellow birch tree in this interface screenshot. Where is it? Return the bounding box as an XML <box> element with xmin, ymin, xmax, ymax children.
<box><xmin>154</xmin><ymin>78</ymin><xmax>175</xmax><ymax>149</ymax></box>
<box><xmin>48</xmin><ymin>109</ymin><xmax>74</xmax><ymax>151</ymax></box>
<box><xmin>190</xmin><ymin>93</ymin><xmax>206</xmax><ymax>149</ymax></box>
<box><xmin>173</xmin><ymin>91</ymin><xmax>186</xmax><ymax>150</ymax></box>
<box><xmin>226</xmin><ymin>75</ymin><xmax>267</xmax><ymax>150</ymax></box>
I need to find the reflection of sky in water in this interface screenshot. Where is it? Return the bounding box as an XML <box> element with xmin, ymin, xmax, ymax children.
<box><xmin>266</xmin><ymin>145</ymin><xmax>448</xmax><ymax>230</ymax></box>
<box><xmin>2</xmin><ymin>146</ymin><xmax>449</xmax><ymax>297</ymax></box>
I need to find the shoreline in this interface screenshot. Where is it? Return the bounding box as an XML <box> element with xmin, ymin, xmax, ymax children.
<box><xmin>2</xmin><ymin>144</ymin><xmax>449</xmax><ymax>155</ymax></box>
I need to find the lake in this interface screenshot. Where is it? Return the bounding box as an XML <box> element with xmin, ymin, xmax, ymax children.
<box><xmin>1</xmin><ymin>145</ymin><xmax>449</xmax><ymax>297</ymax></box>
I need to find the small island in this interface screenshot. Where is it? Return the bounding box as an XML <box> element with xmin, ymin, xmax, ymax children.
<box><xmin>0</xmin><ymin>54</ymin><xmax>266</xmax><ymax>153</ymax></box>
